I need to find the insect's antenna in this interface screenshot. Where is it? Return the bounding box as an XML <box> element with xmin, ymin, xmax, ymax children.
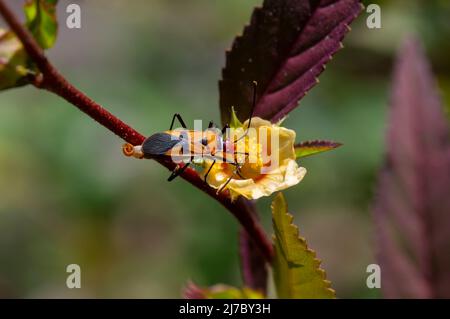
<box><xmin>235</xmin><ymin>80</ymin><xmax>257</xmax><ymax>143</ymax></box>
<box><xmin>247</xmin><ymin>80</ymin><xmax>258</xmax><ymax>131</ymax></box>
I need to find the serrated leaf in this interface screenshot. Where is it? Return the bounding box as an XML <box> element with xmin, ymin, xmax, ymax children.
<box><xmin>183</xmin><ymin>282</ymin><xmax>264</xmax><ymax>299</ymax></box>
<box><xmin>272</xmin><ymin>192</ymin><xmax>335</xmax><ymax>298</ymax></box>
<box><xmin>0</xmin><ymin>29</ymin><xmax>30</xmax><ymax>90</ymax></box>
<box><xmin>295</xmin><ymin>140</ymin><xmax>342</xmax><ymax>158</ymax></box>
<box><xmin>373</xmin><ymin>39</ymin><xmax>450</xmax><ymax>298</ymax></box>
<box><xmin>24</xmin><ymin>0</ymin><xmax>58</xmax><ymax>49</ymax></box>
<box><xmin>219</xmin><ymin>0</ymin><xmax>362</xmax><ymax>125</ymax></box>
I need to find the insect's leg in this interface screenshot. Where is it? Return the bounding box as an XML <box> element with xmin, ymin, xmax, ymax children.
<box><xmin>233</xmin><ymin>151</ymin><xmax>247</xmax><ymax>180</ymax></box>
<box><xmin>222</xmin><ymin>161</ymin><xmax>245</xmax><ymax>179</ymax></box>
<box><xmin>218</xmin><ymin>171</ymin><xmax>235</xmax><ymax>194</ymax></box>
<box><xmin>246</xmin><ymin>80</ymin><xmax>258</xmax><ymax>133</ymax></box>
<box><xmin>221</xmin><ymin>124</ymin><xmax>230</xmax><ymax>149</ymax></box>
<box><xmin>203</xmin><ymin>160</ymin><xmax>216</xmax><ymax>183</ymax></box>
<box><xmin>208</xmin><ymin>121</ymin><xmax>217</xmax><ymax>129</ymax></box>
<box><xmin>169</xmin><ymin>113</ymin><xmax>187</xmax><ymax>130</ymax></box>
<box><xmin>167</xmin><ymin>162</ymin><xmax>191</xmax><ymax>182</ymax></box>
<box><xmin>217</xmin><ymin>162</ymin><xmax>247</xmax><ymax>193</ymax></box>
<box><xmin>234</xmin><ymin>81</ymin><xmax>258</xmax><ymax>143</ymax></box>
<box><xmin>221</xmin><ymin>124</ymin><xmax>230</xmax><ymax>135</ymax></box>
<box><xmin>235</xmin><ymin>167</ymin><xmax>246</xmax><ymax>179</ymax></box>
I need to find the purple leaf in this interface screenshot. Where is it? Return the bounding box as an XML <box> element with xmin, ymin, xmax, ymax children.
<box><xmin>238</xmin><ymin>199</ymin><xmax>268</xmax><ymax>295</ymax></box>
<box><xmin>373</xmin><ymin>38</ymin><xmax>450</xmax><ymax>298</ymax></box>
<box><xmin>219</xmin><ymin>0</ymin><xmax>362</xmax><ymax>125</ymax></box>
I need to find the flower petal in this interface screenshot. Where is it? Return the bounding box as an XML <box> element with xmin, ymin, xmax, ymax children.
<box><xmin>226</xmin><ymin>160</ymin><xmax>307</xmax><ymax>201</ymax></box>
<box><xmin>200</xmin><ymin>117</ymin><xmax>305</xmax><ymax>200</ymax></box>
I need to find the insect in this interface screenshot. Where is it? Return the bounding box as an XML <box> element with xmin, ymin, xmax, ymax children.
<box><xmin>123</xmin><ymin>81</ymin><xmax>258</xmax><ymax>193</ymax></box>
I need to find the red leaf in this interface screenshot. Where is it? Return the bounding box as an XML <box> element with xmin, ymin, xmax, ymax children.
<box><xmin>219</xmin><ymin>0</ymin><xmax>362</xmax><ymax>125</ymax></box>
<box><xmin>373</xmin><ymin>38</ymin><xmax>450</xmax><ymax>298</ymax></box>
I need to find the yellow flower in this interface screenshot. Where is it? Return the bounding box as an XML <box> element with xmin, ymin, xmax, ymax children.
<box><xmin>201</xmin><ymin>117</ymin><xmax>306</xmax><ymax>201</ymax></box>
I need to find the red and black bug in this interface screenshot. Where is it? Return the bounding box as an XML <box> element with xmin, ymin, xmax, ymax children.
<box><xmin>123</xmin><ymin>81</ymin><xmax>258</xmax><ymax>192</ymax></box>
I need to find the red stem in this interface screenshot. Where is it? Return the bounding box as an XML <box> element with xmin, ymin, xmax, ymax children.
<box><xmin>0</xmin><ymin>0</ymin><xmax>273</xmax><ymax>262</ymax></box>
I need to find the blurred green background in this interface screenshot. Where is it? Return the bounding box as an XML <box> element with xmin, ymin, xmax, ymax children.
<box><xmin>0</xmin><ymin>0</ymin><xmax>449</xmax><ymax>298</ymax></box>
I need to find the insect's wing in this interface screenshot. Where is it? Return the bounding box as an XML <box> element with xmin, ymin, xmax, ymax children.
<box><xmin>142</xmin><ymin>132</ymin><xmax>181</xmax><ymax>157</ymax></box>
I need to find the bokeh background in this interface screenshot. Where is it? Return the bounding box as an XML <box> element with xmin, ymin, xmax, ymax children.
<box><xmin>0</xmin><ymin>0</ymin><xmax>449</xmax><ymax>298</ymax></box>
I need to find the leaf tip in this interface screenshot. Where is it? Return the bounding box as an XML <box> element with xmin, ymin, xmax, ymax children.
<box><xmin>295</xmin><ymin>140</ymin><xmax>343</xmax><ymax>159</ymax></box>
<box><xmin>229</xmin><ymin>105</ymin><xmax>243</xmax><ymax>128</ymax></box>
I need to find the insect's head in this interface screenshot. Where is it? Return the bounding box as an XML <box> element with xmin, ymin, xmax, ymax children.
<box><xmin>200</xmin><ymin>128</ymin><xmax>222</xmax><ymax>149</ymax></box>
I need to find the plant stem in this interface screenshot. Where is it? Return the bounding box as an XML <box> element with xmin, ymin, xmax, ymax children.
<box><xmin>0</xmin><ymin>0</ymin><xmax>273</xmax><ymax>262</ymax></box>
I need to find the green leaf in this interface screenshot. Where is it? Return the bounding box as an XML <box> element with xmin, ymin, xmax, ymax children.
<box><xmin>272</xmin><ymin>192</ymin><xmax>335</xmax><ymax>299</ymax></box>
<box><xmin>0</xmin><ymin>0</ymin><xmax>57</xmax><ymax>91</ymax></box>
<box><xmin>183</xmin><ymin>282</ymin><xmax>264</xmax><ymax>299</ymax></box>
<box><xmin>229</xmin><ymin>106</ymin><xmax>243</xmax><ymax>129</ymax></box>
<box><xmin>0</xmin><ymin>29</ymin><xmax>30</xmax><ymax>90</ymax></box>
<box><xmin>295</xmin><ymin>140</ymin><xmax>342</xmax><ymax>159</ymax></box>
<box><xmin>24</xmin><ymin>0</ymin><xmax>58</xmax><ymax>49</ymax></box>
